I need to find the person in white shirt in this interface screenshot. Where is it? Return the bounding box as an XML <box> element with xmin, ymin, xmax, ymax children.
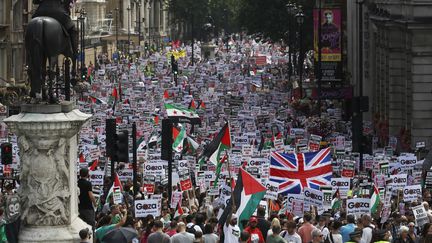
<box><xmin>280</xmin><ymin>221</ymin><xmax>301</xmax><ymax>243</ymax></box>
<box><xmin>327</xmin><ymin>221</ymin><xmax>343</xmax><ymax>243</ymax></box>
<box><xmin>360</xmin><ymin>215</ymin><xmax>374</xmax><ymax>243</ymax></box>
<box><xmin>223</xmin><ymin>213</ymin><xmax>240</xmax><ymax>243</ymax></box>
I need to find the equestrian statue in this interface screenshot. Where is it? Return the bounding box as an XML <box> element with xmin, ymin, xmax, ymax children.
<box><xmin>25</xmin><ymin>0</ymin><xmax>78</xmax><ymax>102</ymax></box>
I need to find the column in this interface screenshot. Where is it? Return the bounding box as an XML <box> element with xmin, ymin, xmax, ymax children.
<box><xmin>4</xmin><ymin>103</ymin><xmax>92</xmax><ymax>243</ymax></box>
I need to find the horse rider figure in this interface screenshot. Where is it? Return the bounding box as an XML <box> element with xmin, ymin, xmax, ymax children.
<box><xmin>32</xmin><ymin>0</ymin><xmax>78</xmax><ymax>58</ymax></box>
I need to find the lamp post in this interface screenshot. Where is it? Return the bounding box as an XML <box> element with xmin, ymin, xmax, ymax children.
<box><xmin>78</xmin><ymin>9</ymin><xmax>86</xmax><ymax>80</ymax></box>
<box><xmin>191</xmin><ymin>12</ymin><xmax>195</xmax><ymax>66</ymax></box>
<box><xmin>285</xmin><ymin>2</ymin><xmax>296</xmax><ymax>82</ymax></box>
<box><xmin>317</xmin><ymin>0</ymin><xmax>323</xmax><ymax>116</ymax></box>
<box><xmin>136</xmin><ymin>0</ymin><xmax>142</xmax><ymax>57</ymax></box>
<box><xmin>296</xmin><ymin>7</ymin><xmax>305</xmax><ymax>99</ymax></box>
<box><xmin>115</xmin><ymin>7</ymin><xmax>119</xmax><ymax>62</ymax></box>
<box><xmin>127</xmin><ymin>5</ymin><xmax>131</xmax><ymax>56</ymax></box>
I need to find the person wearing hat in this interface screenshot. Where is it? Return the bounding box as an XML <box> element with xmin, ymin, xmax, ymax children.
<box><xmin>244</xmin><ymin>216</ymin><xmax>265</xmax><ymax>243</ymax></box>
<box><xmin>79</xmin><ymin>228</ymin><xmax>92</xmax><ymax>243</ymax></box>
<box><xmin>345</xmin><ymin>228</ymin><xmax>362</xmax><ymax>243</ymax></box>
<box><xmin>340</xmin><ymin>215</ymin><xmax>356</xmax><ymax>243</ymax></box>
<box><xmin>393</xmin><ymin>226</ymin><xmax>414</xmax><ymax>243</ymax></box>
<box><xmin>224</xmin><ymin>213</ymin><xmax>240</xmax><ymax>243</ymax></box>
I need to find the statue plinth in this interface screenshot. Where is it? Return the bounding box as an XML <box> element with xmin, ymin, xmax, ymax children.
<box><xmin>4</xmin><ymin>103</ymin><xmax>92</xmax><ymax>243</ymax></box>
<box><xmin>201</xmin><ymin>42</ymin><xmax>216</xmax><ymax>59</ymax></box>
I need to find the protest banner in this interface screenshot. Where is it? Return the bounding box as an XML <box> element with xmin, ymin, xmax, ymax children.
<box><xmin>412</xmin><ymin>204</ymin><xmax>430</xmax><ymax>227</ymax></box>
<box><xmin>135</xmin><ymin>199</ymin><xmax>161</xmax><ymax>218</ymax></box>
<box><xmin>390</xmin><ymin>174</ymin><xmax>408</xmax><ymax>190</ymax></box>
<box><xmin>113</xmin><ymin>187</ymin><xmax>122</xmax><ymax>204</ymax></box>
<box><xmin>346</xmin><ymin>198</ymin><xmax>371</xmax><ymax>215</ymax></box>
<box><xmin>264</xmin><ymin>180</ymin><xmax>279</xmax><ymax>200</ymax></box>
<box><xmin>403</xmin><ymin>185</ymin><xmax>422</xmax><ymax>203</ymax></box>
<box><xmin>89</xmin><ymin>170</ymin><xmax>104</xmax><ymax>186</ymax></box>
<box><xmin>331</xmin><ymin>178</ymin><xmax>350</xmax><ymax>198</ymax></box>
<box><xmin>292</xmin><ymin>199</ymin><xmax>304</xmax><ymax>217</ymax></box>
<box><xmin>304</xmin><ymin>188</ymin><xmax>324</xmax><ymax>209</ymax></box>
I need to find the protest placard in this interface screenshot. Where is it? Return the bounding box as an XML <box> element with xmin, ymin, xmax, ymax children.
<box><xmin>403</xmin><ymin>185</ymin><xmax>422</xmax><ymax>203</ymax></box>
<box><xmin>346</xmin><ymin>198</ymin><xmax>370</xmax><ymax>215</ymax></box>
<box><xmin>264</xmin><ymin>180</ymin><xmax>279</xmax><ymax>200</ymax></box>
<box><xmin>89</xmin><ymin>170</ymin><xmax>104</xmax><ymax>186</ymax></box>
<box><xmin>135</xmin><ymin>199</ymin><xmax>161</xmax><ymax>218</ymax></box>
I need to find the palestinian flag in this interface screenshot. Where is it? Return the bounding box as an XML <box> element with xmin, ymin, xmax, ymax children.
<box><xmin>164</xmin><ymin>103</ymin><xmax>200</xmax><ymax>125</ymax></box>
<box><xmin>89</xmin><ymin>159</ymin><xmax>99</xmax><ymax>171</ymax></box>
<box><xmin>154</xmin><ymin>115</ymin><xmax>159</xmax><ymax>125</ymax></box>
<box><xmin>163</xmin><ymin>90</ymin><xmax>170</xmax><ymax>99</ymax></box>
<box><xmin>79</xmin><ymin>153</ymin><xmax>86</xmax><ymax>163</ymax></box>
<box><xmin>111</xmin><ymin>86</ymin><xmax>118</xmax><ymax>111</ymax></box>
<box><xmin>198</xmin><ymin>100</ymin><xmax>206</xmax><ymax>110</ymax></box>
<box><xmin>174</xmin><ymin>202</ymin><xmax>184</xmax><ymax>218</ymax></box>
<box><xmin>89</xmin><ymin>96</ymin><xmax>105</xmax><ymax>104</ymax></box>
<box><xmin>370</xmin><ymin>185</ymin><xmax>381</xmax><ymax>215</ymax></box>
<box><xmin>331</xmin><ymin>188</ymin><xmax>341</xmax><ymax>210</ymax></box>
<box><xmin>188</xmin><ymin>99</ymin><xmax>197</xmax><ymax>110</ymax></box>
<box><xmin>172</xmin><ymin>126</ymin><xmax>186</xmax><ymax>153</ymax></box>
<box><xmin>218</xmin><ymin>168</ymin><xmax>267</xmax><ymax>231</ymax></box>
<box><xmin>203</xmin><ymin>123</ymin><xmax>231</xmax><ymax>165</ymax></box>
<box><xmin>186</xmin><ymin>136</ymin><xmax>199</xmax><ymax>154</ymax></box>
<box><xmin>107</xmin><ymin>172</ymin><xmax>123</xmax><ymax>200</ymax></box>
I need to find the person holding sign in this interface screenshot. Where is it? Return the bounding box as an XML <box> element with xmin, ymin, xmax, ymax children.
<box><xmin>95</xmin><ymin>210</ymin><xmax>127</xmax><ymax>243</ymax></box>
<box><xmin>78</xmin><ymin>168</ymin><xmax>97</xmax><ymax>227</ymax></box>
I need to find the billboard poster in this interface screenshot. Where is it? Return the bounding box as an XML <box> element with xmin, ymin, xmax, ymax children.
<box><xmin>314</xmin><ymin>8</ymin><xmax>342</xmax><ymax>81</ymax></box>
<box><xmin>314</xmin><ymin>8</ymin><xmax>342</xmax><ymax>62</ymax></box>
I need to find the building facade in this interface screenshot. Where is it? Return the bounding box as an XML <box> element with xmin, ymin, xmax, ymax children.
<box><xmin>349</xmin><ymin>0</ymin><xmax>432</xmax><ymax>149</ymax></box>
<box><xmin>0</xmin><ymin>0</ymin><xmax>31</xmax><ymax>85</ymax></box>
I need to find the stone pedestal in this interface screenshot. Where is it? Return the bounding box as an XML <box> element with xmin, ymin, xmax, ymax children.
<box><xmin>201</xmin><ymin>43</ymin><xmax>216</xmax><ymax>59</ymax></box>
<box><xmin>4</xmin><ymin>103</ymin><xmax>92</xmax><ymax>243</ymax></box>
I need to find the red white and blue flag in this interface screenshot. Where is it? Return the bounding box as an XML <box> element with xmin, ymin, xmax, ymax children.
<box><xmin>270</xmin><ymin>148</ymin><xmax>332</xmax><ymax>194</ymax></box>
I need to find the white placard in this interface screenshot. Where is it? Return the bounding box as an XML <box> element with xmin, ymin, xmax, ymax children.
<box><xmin>403</xmin><ymin>185</ymin><xmax>422</xmax><ymax>203</ymax></box>
<box><xmin>89</xmin><ymin>170</ymin><xmax>104</xmax><ymax>186</ymax></box>
<box><xmin>170</xmin><ymin>191</ymin><xmax>183</xmax><ymax>208</ymax></box>
<box><xmin>264</xmin><ymin>181</ymin><xmax>279</xmax><ymax>200</ymax></box>
<box><xmin>134</xmin><ymin>199</ymin><xmax>161</xmax><ymax>218</ymax></box>
<box><xmin>346</xmin><ymin>198</ymin><xmax>371</xmax><ymax>215</ymax></box>
<box><xmin>390</xmin><ymin>174</ymin><xmax>408</xmax><ymax>190</ymax></box>
<box><xmin>118</xmin><ymin>169</ymin><xmax>133</xmax><ymax>181</ymax></box>
<box><xmin>331</xmin><ymin>178</ymin><xmax>350</xmax><ymax>199</ymax></box>
<box><xmin>304</xmin><ymin>188</ymin><xmax>324</xmax><ymax>209</ymax></box>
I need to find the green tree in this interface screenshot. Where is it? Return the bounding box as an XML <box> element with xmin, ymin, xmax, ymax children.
<box><xmin>236</xmin><ymin>0</ymin><xmax>314</xmax><ymax>50</ymax></box>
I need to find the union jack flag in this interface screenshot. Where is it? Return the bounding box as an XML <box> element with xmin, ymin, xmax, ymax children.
<box><xmin>270</xmin><ymin>148</ymin><xmax>332</xmax><ymax>194</ymax></box>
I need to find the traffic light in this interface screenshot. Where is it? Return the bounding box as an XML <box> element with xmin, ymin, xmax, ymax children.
<box><xmin>144</xmin><ymin>42</ymin><xmax>149</xmax><ymax>50</ymax></box>
<box><xmin>106</xmin><ymin>119</ymin><xmax>116</xmax><ymax>158</ymax></box>
<box><xmin>1</xmin><ymin>143</ymin><xmax>12</xmax><ymax>165</ymax></box>
<box><xmin>116</xmin><ymin>130</ymin><xmax>129</xmax><ymax>162</ymax></box>
<box><xmin>172</xmin><ymin>61</ymin><xmax>178</xmax><ymax>75</ymax></box>
<box><xmin>81</xmin><ymin>67</ymin><xmax>87</xmax><ymax>80</ymax></box>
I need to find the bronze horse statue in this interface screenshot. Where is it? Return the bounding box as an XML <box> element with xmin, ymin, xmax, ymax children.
<box><xmin>25</xmin><ymin>16</ymin><xmax>76</xmax><ymax>102</ymax></box>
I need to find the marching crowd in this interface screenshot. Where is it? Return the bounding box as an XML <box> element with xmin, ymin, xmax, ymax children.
<box><xmin>0</xmin><ymin>33</ymin><xmax>429</xmax><ymax>243</ymax></box>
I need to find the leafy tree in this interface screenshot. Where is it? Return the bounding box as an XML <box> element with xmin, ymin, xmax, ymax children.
<box><xmin>236</xmin><ymin>0</ymin><xmax>314</xmax><ymax>50</ymax></box>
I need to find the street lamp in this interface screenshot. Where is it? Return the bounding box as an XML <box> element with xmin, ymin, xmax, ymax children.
<box><xmin>127</xmin><ymin>5</ymin><xmax>131</xmax><ymax>56</ymax></box>
<box><xmin>135</xmin><ymin>0</ymin><xmax>142</xmax><ymax>57</ymax></box>
<box><xmin>296</xmin><ymin>7</ymin><xmax>305</xmax><ymax>99</ymax></box>
<box><xmin>285</xmin><ymin>2</ymin><xmax>296</xmax><ymax>82</ymax></box>
<box><xmin>114</xmin><ymin>7</ymin><xmax>119</xmax><ymax>62</ymax></box>
<box><xmin>78</xmin><ymin>9</ymin><xmax>87</xmax><ymax>80</ymax></box>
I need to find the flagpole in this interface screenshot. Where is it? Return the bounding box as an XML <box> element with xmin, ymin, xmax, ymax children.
<box><xmin>225</xmin><ymin>152</ymin><xmax>236</xmax><ymax>208</ymax></box>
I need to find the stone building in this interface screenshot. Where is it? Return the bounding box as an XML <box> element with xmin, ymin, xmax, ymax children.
<box><xmin>348</xmin><ymin>0</ymin><xmax>432</xmax><ymax>149</ymax></box>
<box><xmin>0</xmin><ymin>0</ymin><xmax>31</xmax><ymax>85</ymax></box>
